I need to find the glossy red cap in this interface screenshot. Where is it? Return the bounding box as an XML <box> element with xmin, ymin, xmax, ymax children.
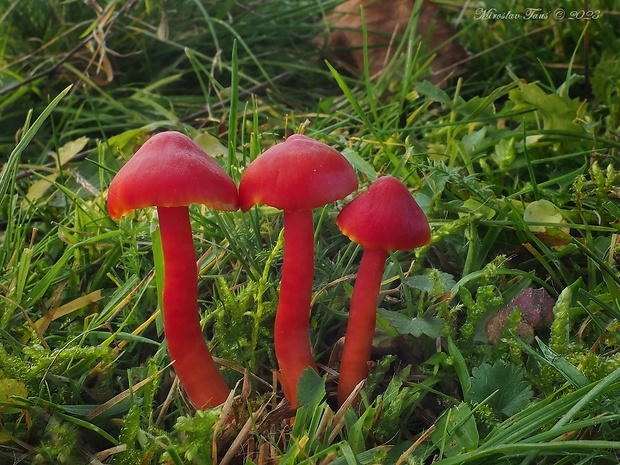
<box><xmin>107</xmin><ymin>131</ymin><xmax>238</xmax><ymax>219</ymax></box>
<box><xmin>336</xmin><ymin>176</ymin><xmax>431</xmax><ymax>251</ymax></box>
<box><xmin>238</xmin><ymin>134</ymin><xmax>358</xmax><ymax>212</ymax></box>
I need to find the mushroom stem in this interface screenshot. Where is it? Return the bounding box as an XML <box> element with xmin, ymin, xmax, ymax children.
<box><xmin>157</xmin><ymin>206</ymin><xmax>230</xmax><ymax>409</ymax></box>
<box><xmin>337</xmin><ymin>247</ymin><xmax>388</xmax><ymax>406</ymax></box>
<box><xmin>275</xmin><ymin>209</ymin><xmax>318</xmax><ymax>408</ymax></box>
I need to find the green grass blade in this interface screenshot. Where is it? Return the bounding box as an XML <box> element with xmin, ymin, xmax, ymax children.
<box><xmin>0</xmin><ymin>85</ymin><xmax>72</xmax><ymax>201</ymax></box>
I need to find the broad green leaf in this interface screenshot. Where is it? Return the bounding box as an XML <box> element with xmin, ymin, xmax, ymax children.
<box><xmin>492</xmin><ymin>137</ymin><xmax>516</xmax><ymax>169</ymax></box>
<box><xmin>459</xmin><ymin>198</ymin><xmax>496</xmax><ymax>220</ymax></box>
<box><xmin>508</xmin><ymin>82</ymin><xmax>584</xmax><ymax>132</ymax></box>
<box><xmin>406</xmin><ymin>270</ymin><xmax>456</xmax><ymax>296</ymax></box>
<box><xmin>415</xmin><ymin>80</ymin><xmax>452</xmax><ymax>105</ymax></box>
<box><xmin>460</xmin><ymin>127</ymin><xmax>487</xmax><ymax>155</ymax></box>
<box><xmin>591</xmin><ymin>50</ymin><xmax>620</xmax><ymax>105</ymax></box>
<box><xmin>58</xmin><ymin>136</ymin><xmax>89</xmax><ymax>165</ymax></box>
<box><xmin>523</xmin><ymin>199</ymin><xmax>571</xmax><ymax>246</ymax></box>
<box><xmin>523</xmin><ymin>199</ymin><xmax>565</xmax><ymax>233</ymax></box>
<box><xmin>341</xmin><ymin>147</ymin><xmax>377</xmax><ymax>182</ymax></box>
<box><xmin>107</xmin><ymin>128</ymin><xmax>148</xmax><ymax>160</ymax></box>
<box><xmin>194</xmin><ymin>131</ymin><xmax>228</xmax><ymax>159</ymax></box>
<box><xmin>378</xmin><ymin>309</ymin><xmax>444</xmax><ymax>338</ymax></box>
<box><xmin>431</xmin><ymin>403</ymin><xmax>479</xmax><ymax>458</ymax></box>
<box><xmin>467</xmin><ymin>362</ymin><xmax>533</xmax><ymax>417</ymax></box>
<box><xmin>24</xmin><ymin>172</ymin><xmax>59</xmax><ymax>205</ymax></box>
<box><xmin>0</xmin><ymin>379</ymin><xmax>28</xmax><ymax>414</ymax></box>
<box><xmin>296</xmin><ymin>367</ymin><xmax>325</xmax><ymax>409</ymax></box>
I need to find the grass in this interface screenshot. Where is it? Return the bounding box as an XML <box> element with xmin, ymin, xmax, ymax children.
<box><xmin>1</xmin><ymin>0</ymin><xmax>620</xmax><ymax>463</ymax></box>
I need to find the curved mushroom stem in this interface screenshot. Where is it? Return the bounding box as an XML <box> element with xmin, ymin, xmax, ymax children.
<box><xmin>337</xmin><ymin>247</ymin><xmax>388</xmax><ymax>406</ymax></box>
<box><xmin>275</xmin><ymin>209</ymin><xmax>318</xmax><ymax>408</ymax></box>
<box><xmin>157</xmin><ymin>206</ymin><xmax>230</xmax><ymax>409</ymax></box>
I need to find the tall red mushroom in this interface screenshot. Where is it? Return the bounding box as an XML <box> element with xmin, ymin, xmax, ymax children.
<box><xmin>238</xmin><ymin>134</ymin><xmax>358</xmax><ymax>408</ymax></box>
<box><xmin>107</xmin><ymin>131</ymin><xmax>238</xmax><ymax>409</ymax></box>
<box><xmin>336</xmin><ymin>175</ymin><xmax>431</xmax><ymax>405</ymax></box>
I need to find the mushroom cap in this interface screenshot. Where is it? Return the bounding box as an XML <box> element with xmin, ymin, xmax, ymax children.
<box><xmin>238</xmin><ymin>134</ymin><xmax>358</xmax><ymax>212</ymax></box>
<box><xmin>107</xmin><ymin>131</ymin><xmax>239</xmax><ymax>219</ymax></box>
<box><xmin>336</xmin><ymin>175</ymin><xmax>431</xmax><ymax>251</ymax></box>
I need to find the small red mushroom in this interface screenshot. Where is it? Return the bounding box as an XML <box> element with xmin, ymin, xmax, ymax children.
<box><xmin>107</xmin><ymin>131</ymin><xmax>238</xmax><ymax>409</ymax></box>
<box><xmin>238</xmin><ymin>134</ymin><xmax>358</xmax><ymax>408</ymax></box>
<box><xmin>336</xmin><ymin>176</ymin><xmax>431</xmax><ymax>405</ymax></box>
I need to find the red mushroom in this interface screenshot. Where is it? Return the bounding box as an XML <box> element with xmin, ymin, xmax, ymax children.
<box><xmin>107</xmin><ymin>131</ymin><xmax>238</xmax><ymax>409</ymax></box>
<box><xmin>336</xmin><ymin>175</ymin><xmax>431</xmax><ymax>405</ymax></box>
<box><xmin>238</xmin><ymin>134</ymin><xmax>358</xmax><ymax>408</ymax></box>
